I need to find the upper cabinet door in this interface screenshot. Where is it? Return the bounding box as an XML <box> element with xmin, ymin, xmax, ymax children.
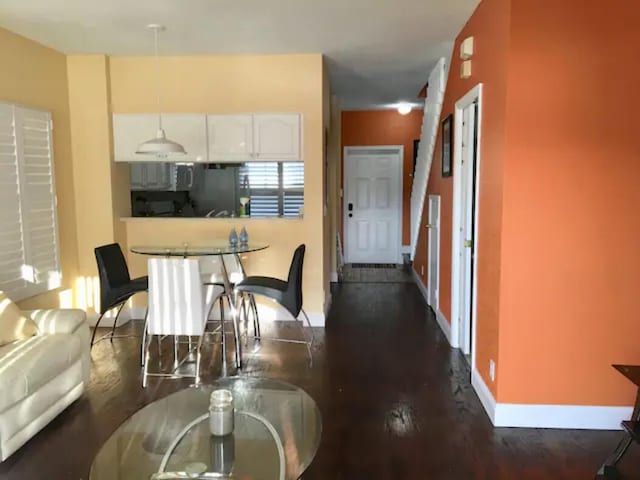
<box><xmin>207</xmin><ymin>114</ymin><xmax>254</xmax><ymax>162</ymax></box>
<box><xmin>253</xmin><ymin>114</ymin><xmax>302</xmax><ymax>161</ymax></box>
<box><xmin>113</xmin><ymin>113</ymin><xmax>208</xmax><ymax>163</ymax></box>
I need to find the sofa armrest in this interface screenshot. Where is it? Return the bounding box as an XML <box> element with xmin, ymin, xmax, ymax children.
<box><xmin>24</xmin><ymin>309</ymin><xmax>87</xmax><ymax>335</ymax></box>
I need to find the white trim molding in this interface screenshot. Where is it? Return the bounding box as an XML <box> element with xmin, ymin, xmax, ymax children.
<box><xmin>434</xmin><ymin>309</ymin><xmax>451</xmax><ymax>345</ymax></box>
<box><xmin>471</xmin><ymin>368</ymin><xmax>630</xmax><ymax>430</ymax></box>
<box><xmin>330</xmin><ymin>271</ymin><xmax>339</xmax><ymax>283</ymax></box>
<box><xmin>412</xmin><ymin>268</ymin><xmax>451</xmax><ymax>345</ymax></box>
<box><xmin>123</xmin><ymin>303</ymin><xmax>327</xmax><ymax>327</ymax></box>
<box><xmin>451</xmin><ymin>83</ymin><xmax>483</xmax><ymax>361</ymax></box>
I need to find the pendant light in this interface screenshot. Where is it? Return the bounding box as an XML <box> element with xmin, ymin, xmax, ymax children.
<box><xmin>136</xmin><ymin>24</ymin><xmax>186</xmax><ymax>156</ymax></box>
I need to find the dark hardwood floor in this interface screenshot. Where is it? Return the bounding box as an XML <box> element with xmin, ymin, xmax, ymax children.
<box><xmin>0</xmin><ymin>282</ymin><xmax>638</xmax><ymax>479</ymax></box>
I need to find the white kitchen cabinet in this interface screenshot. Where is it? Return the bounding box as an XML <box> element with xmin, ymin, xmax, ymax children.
<box><xmin>253</xmin><ymin>113</ymin><xmax>302</xmax><ymax>161</ymax></box>
<box><xmin>113</xmin><ymin>113</ymin><xmax>208</xmax><ymax>163</ymax></box>
<box><xmin>207</xmin><ymin>114</ymin><xmax>254</xmax><ymax>161</ymax></box>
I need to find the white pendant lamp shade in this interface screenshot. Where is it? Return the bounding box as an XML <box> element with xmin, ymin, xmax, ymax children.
<box><xmin>137</xmin><ymin>24</ymin><xmax>186</xmax><ymax>156</ymax></box>
<box><xmin>136</xmin><ymin>128</ymin><xmax>186</xmax><ymax>155</ymax></box>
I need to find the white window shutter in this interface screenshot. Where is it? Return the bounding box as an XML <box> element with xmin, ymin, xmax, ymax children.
<box><xmin>0</xmin><ymin>102</ymin><xmax>60</xmax><ymax>300</ymax></box>
<box><xmin>0</xmin><ymin>104</ymin><xmax>28</xmax><ymax>295</ymax></box>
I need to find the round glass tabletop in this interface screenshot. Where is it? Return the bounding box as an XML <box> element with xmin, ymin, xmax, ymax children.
<box><xmin>89</xmin><ymin>377</ymin><xmax>321</xmax><ymax>480</ymax></box>
<box><xmin>130</xmin><ymin>242</ymin><xmax>269</xmax><ymax>256</ymax></box>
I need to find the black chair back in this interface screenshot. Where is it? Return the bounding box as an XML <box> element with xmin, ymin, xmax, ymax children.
<box><xmin>283</xmin><ymin>244</ymin><xmax>305</xmax><ymax>317</ymax></box>
<box><xmin>95</xmin><ymin>243</ymin><xmax>132</xmax><ymax>314</ymax></box>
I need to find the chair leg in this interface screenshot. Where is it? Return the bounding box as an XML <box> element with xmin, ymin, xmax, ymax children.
<box><xmin>232</xmin><ymin>294</ymin><xmax>242</xmax><ymax>370</ymax></box>
<box><xmin>195</xmin><ymin>334</ymin><xmax>205</xmax><ymax>384</ymax></box>
<box><xmin>140</xmin><ymin>308</ymin><xmax>149</xmax><ymax>367</ymax></box>
<box><xmin>142</xmin><ymin>333</ymin><xmax>152</xmax><ymax>388</ymax></box>
<box><xmin>220</xmin><ymin>300</ymin><xmax>227</xmax><ymax>366</ymax></box>
<box><xmin>90</xmin><ymin>312</ymin><xmax>107</xmax><ymax>347</ymax></box>
<box><xmin>250</xmin><ymin>295</ymin><xmax>260</xmax><ymax>340</ymax></box>
<box><xmin>240</xmin><ymin>295</ymin><xmax>249</xmax><ymax>347</ymax></box>
<box><xmin>109</xmin><ymin>303</ymin><xmax>126</xmax><ymax>343</ymax></box>
<box><xmin>300</xmin><ymin>308</ymin><xmax>315</xmax><ymax>365</ymax></box>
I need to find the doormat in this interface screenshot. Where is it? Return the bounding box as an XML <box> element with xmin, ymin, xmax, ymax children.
<box><xmin>350</xmin><ymin>263</ymin><xmax>397</xmax><ymax>269</ymax></box>
<box><xmin>341</xmin><ymin>264</ymin><xmax>414</xmax><ymax>283</ymax></box>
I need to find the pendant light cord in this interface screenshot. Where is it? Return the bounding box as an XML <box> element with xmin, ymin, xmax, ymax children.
<box><xmin>153</xmin><ymin>26</ymin><xmax>163</xmax><ymax>131</ymax></box>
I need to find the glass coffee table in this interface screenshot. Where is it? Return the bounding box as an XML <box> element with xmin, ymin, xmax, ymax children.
<box><xmin>90</xmin><ymin>377</ymin><xmax>321</xmax><ymax>480</ymax></box>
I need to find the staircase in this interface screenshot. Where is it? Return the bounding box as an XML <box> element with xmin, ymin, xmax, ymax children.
<box><xmin>410</xmin><ymin>57</ymin><xmax>448</xmax><ymax>258</ymax></box>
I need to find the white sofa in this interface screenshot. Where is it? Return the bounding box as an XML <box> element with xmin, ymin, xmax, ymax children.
<box><xmin>0</xmin><ymin>308</ymin><xmax>90</xmax><ymax>461</ymax></box>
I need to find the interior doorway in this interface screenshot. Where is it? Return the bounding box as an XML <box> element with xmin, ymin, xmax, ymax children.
<box><xmin>343</xmin><ymin>146</ymin><xmax>403</xmax><ymax>265</ymax></box>
<box><xmin>426</xmin><ymin>195</ymin><xmax>441</xmax><ymax>309</ymax></box>
<box><xmin>450</xmin><ymin>84</ymin><xmax>482</xmax><ymax>369</ymax></box>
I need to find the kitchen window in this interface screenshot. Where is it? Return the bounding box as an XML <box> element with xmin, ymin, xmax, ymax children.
<box><xmin>238</xmin><ymin>162</ymin><xmax>304</xmax><ymax>218</ymax></box>
<box><xmin>0</xmin><ymin>102</ymin><xmax>61</xmax><ymax>301</ymax></box>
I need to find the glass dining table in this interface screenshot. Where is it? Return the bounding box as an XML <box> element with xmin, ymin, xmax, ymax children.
<box><xmin>130</xmin><ymin>242</ymin><xmax>269</xmax><ymax>368</ymax></box>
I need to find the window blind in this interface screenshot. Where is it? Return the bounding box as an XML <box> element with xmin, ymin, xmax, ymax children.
<box><xmin>0</xmin><ymin>102</ymin><xmax>60</xmax><ymax>301</ymax></box>
<box><xmin>238</xmin><ymin>162</ymin><xmax>304</xmax><ymax>217</ymax></box>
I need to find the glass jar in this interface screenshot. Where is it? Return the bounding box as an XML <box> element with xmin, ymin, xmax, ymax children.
<box><xmin>209</xmin><ymin>389</ymin><xmax>234</xmax><ymax>436</ymax></box>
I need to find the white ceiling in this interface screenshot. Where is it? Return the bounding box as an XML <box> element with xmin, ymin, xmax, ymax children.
<box><xmin>0</xmin><ymin>0</ymin><xmax>479</xmax><ymax>110</ymax></box>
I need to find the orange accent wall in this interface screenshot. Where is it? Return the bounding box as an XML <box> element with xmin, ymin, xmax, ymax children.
<box><xmin>342</xmin><ymin>110</ymin><xmax>423</xmax><ymax>246</ymax></box>
<box><xmin>413</xmin><ymin>0</ymin><xmax>511</xmax><ymax>398</ymax></box>
<box><xmin>415</xmin><ymin>0</ymin><xmax>640</xmax><ymax>406</ymax></box>
<box><xmin>497</xmin><ymin>0</ymin><xmax>640</xmax><ymax>405</ymax></box>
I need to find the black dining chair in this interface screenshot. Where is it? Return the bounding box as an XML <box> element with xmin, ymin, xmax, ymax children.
<box><xmin>234</xmin><ymin>244</ymin><xmax>313</xmax><ymax>364</ymax></box>
<box><xmin>90</xmin><ymin>243</ymin><xmax>148</xmax><ymax>347</ymax></box>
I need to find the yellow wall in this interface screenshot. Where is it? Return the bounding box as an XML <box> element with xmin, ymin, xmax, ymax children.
<box><xmin>0</xmin><ymin>27</ymin><xmax>79</xmax><ymax>311</ymax></box>
<box><xmin>326</xmin><ymin>91</ymin><xmax>342</xmax><ymax>280</ymax></box>
<box><xmin>65</xmin><ymin>55</ymin><xmax>131</xmax><ymax>315</ymax></box>
<box><xmin>107</xmin><ymin>54</ymin><xmax>328</xmax><ymax>314</ymax></box>
<box><xmin>1</xmin><ymin>30</ymin><xmax>328</xmax><ymax>317</ymax></box>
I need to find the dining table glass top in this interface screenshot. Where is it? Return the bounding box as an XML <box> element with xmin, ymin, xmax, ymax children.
<box><xmin>130</xmin><ymin>242</ymin><xmax>269</xmax><ymax>256</ymax></box>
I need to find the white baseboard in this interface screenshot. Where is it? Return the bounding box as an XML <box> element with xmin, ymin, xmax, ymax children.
<box><xmin>324</xmin><ymin>291</ymin><xmax>332</xmax><ymax>318</ymax></box>
<box><xmin>412</xmin><ymin>268</ymin><xmax>451</xmax><ymax>345</ymax></box>
<box><xmin>85</xmin><ymin>309</ymin><xmax>137</xmax><ymax>327</ymax></box>
<box><xmin>471</xmin><ymin>367</ymin><xmax>497</xmax><ymax>423</ymax></box>
<box><xmin>471</xmin><ymin>368</ymin><xmax>629</xmax><ymax>430</ymax></box>
<box><xmin>413</xmin><ymin>267</ymin><xmax>429</xmax><ymax>299</ymax></box>
<box><xmin>434</xmin><ymin>309</ymin><xmax>451</xmax><ymax>344</ymax></box>
<box><xmin>120</xmin><ymin>302</ymin><xmax>326</xmax><ymax>327</ymax></box>
<box><xmin>330</xmin><ymin>271</ymin><xmax>338</xmax><ymax>283</ymax></box>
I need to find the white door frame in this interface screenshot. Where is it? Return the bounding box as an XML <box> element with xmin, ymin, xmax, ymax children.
<box><xmin>343</xmin><ymin>145</ymin><xmax>404</xmax><ymax>264</ymax></box>
<box><xmin>450</xmin><ymin>83</ymin><xmax>483</xmax><ymax>372</ymax></box>
<box><xmin>427</xmin><ymin>194</ymin><xmax>441</xmax><ymax>309</ymax></box>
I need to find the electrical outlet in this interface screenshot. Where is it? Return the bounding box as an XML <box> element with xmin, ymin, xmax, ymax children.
<box><xmin>489</xmin><ymin>360</ymin><xmax>496</xmax><ymax>382</ymax></box>
<box><xmin>421</xmin><ymin>265</ymin><xmax>424</xmax><ymax>276</ymax></box>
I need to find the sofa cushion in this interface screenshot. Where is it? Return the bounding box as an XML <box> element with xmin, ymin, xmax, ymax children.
<box><xmin>0</xmin><ymin>333</ymin><xmax>82</xmax><ymax>413</ymax></box>
<box><xmin>25</xmin><ymin>309</ymin><xmax>86</xmax><ymax>335</ymax></box>
<box><xmin>0</xmin><ymin>292</ymin><xmax>38</xmax><ymax>347</ymax></box>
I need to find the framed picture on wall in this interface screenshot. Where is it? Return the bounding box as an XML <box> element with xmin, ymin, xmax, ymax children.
<box><xmin>412</xmin><ymin>139</ymin><xmax>420</xmax><ymax>177</ymax></box>
<box><xmin>441</xmin><ymin>114</ymin><xmax>453</xmax><ymax>177</ymax></box>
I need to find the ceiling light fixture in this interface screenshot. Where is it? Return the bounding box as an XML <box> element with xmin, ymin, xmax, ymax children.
<box><xmin>397</xmin><ymin>103</ymin><xmax>413</xmax><ymax>115</ymax></box>
<box><xmin>136</xmin><ymin>24</ymin><xmax>186</xmax><ymax>156</ymax></box>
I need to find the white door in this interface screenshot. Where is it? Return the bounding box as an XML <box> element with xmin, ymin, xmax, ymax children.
<box><xmin>207</xmin><ymin>114</ymin><xmax>254</xmax><ymax>161</ymax></box>
<box><xmin>427</xmin><ymin>195</ymin><xmax>441</xmax><ymax>308</ymax></box>
<box><xmin>344</xmin><ymin>148</ymin><xmax>402</xmax><ymax>264</ymax></box>
<box><xmin>254</xmin><ymin>114</ymin><xmax>301</xmax><ymax>161</ymax></box>
<box><xmin>457</xmin><ymin>102</ymin><xmax>478</xmax><ymax>355</ymax></box>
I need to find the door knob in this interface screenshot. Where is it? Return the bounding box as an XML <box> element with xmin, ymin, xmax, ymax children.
<box><xmin>426</xmin><ymin>224</ymin><xmax>434</xmax><ymax>229</ymax></box>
